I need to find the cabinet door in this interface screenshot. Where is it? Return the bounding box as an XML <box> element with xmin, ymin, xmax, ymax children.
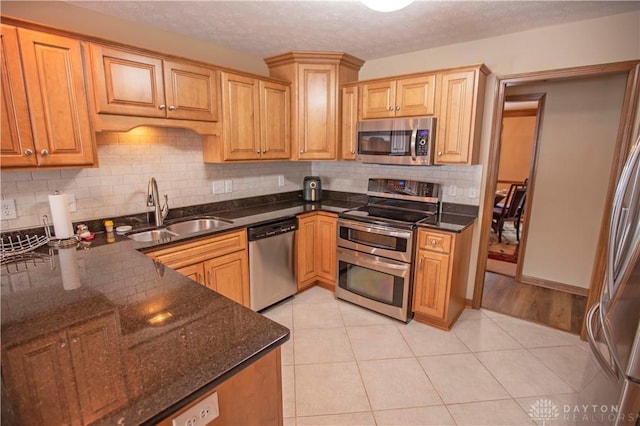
<box><xmin>221</xmin><ymin>72</ymin><xmax>261</xmax><ymax>160</ymax></box>
<box><xmin>435</xmin><ymin>70</ymin><xmax>476</xmax><ymax>164</ymax></box>
<box><xmin>204</xmin><ymin>250</ymin><xmax>249</xmax><ymax>306</ymax></box>
<box><xmin>316</xmin><ymin>214</ymin><xmax>337</xmax><ymax>286</ymax></box>
<box><xmin>412</xmin><ymin>250</ymin><xmax>450</xmax><ymax>320</ymax></box>
<box><xmin>176</xmin><ymin>262</ymin><xmax>205</xmax><ymax>285</ymax></box>
<box><xmin>396</xmin><ymin>74</ymin><xmax>436</xmax><ymax>117</ymax></box>
<box><xmin>0</xmin><ymin>25</ymin><xmax>36</xmax><ymax>168</ymax></box>
<box><xmin>340</xmin><ymin>85</ymin><xmax>358</xmax><ymax>160</ymax></box>
<box><xmin>260</xmin><ymin>80</ymin><xmax>291</xmax><ymax>160</ymax></box>
<box><xmin>18</xmin><ymin>29</ymin><xmax>96</xmax><ymax>166</ymax></box>
<box><xmin>163</xmin><ymin>60</ymin><xmax>219</xmax><ymax>121</ymax></box>
<box><xmin>297</xmin><ymin>64</ymin><xmax>337</xmax><ymax>160</ymax></box>
<box><xmin>360</xmin><ymin>80</ymin><xmax>395</xmax><ymax>119</ymax></box>
<box><xmin>68</xmin><ymin>314</ymin><xmax>127</xmax><ymax>424</ymax></box>
<box><xmin>89</xmin><ymin>44</ymin><xmax>165</xmax><ymax>118</ymax></box>
<box><xmin>3</xmin><ymin>332</ymin><xmax>81</xmax><ymax>425</ymax></box>
<box><xmin>296</xmin><ymin>214</ymin><xmax>317</xmax><ymax>288</ymax></box>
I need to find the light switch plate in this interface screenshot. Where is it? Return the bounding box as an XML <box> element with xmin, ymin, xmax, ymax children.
<box><xmin>278</xmin><ymin>175</ymin><xmax>285</xmax><ymax>187</ymax></box>
<box><xmin>212</xmin><ymin>181</ymin><xmax>225</xmax><ymax>195</ymax></box>
<box><xmin>448</xmin><ymin>185</ymin><xmax>457</xmax><ymax>197</ymax></box>
<box><xmin>224</xmin><ymin>180</ymin><xmax>232</xmax><ymax>193</ymax></box>
<box><xmin>67</xmin><ymin>193</ymin><xmax>77</xmax><ymax>212</ymax></box>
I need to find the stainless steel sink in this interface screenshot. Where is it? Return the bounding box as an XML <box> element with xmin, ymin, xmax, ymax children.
<box><xmin>127</xmin><ymin>228</ymin><xmax>178</xmax><ymax>242</ymax></box>
<box><xmin>165</xmin><ymin>217</ymin><xmax>233</xmax><ymax>235</ymax></box>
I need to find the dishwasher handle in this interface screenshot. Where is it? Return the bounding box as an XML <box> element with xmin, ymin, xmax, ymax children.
<box><xmin>247</xmin><ymin>217</ymin><xmax>298</xmax><ymax>241</ymax></box>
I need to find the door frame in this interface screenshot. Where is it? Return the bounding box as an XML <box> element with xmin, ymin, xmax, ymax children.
<box><xmin>472</xmin><ymin>61</ymin><xmax>640</xmax><ymax>338</ymax></box>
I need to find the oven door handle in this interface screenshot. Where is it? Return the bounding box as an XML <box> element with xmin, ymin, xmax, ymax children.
<box><xmin>337</xmin><ymin>248</ymin><xmax>411</xmax><ymax>275</ymax></box>
<box><xmin>337</xmin><ymin>219</ymin><xmax>412</xmax><ymax>239</ymax></box>
<box><xmin>410</xmin><ymin>127</ymin><xmax>418</xmax><ymax>160</ymax></box>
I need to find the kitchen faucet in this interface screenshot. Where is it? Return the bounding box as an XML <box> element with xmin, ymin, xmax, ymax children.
<box><xmin>147</xmin><ymin>177</ymin><xmax>169</xmax><ymax>226</ymax></box>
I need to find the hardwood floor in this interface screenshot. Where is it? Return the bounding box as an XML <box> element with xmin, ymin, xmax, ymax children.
<box><xmin>481</xmin><ymin>272</ymin><xmax>587</xmax><ymax>334</ymax></box>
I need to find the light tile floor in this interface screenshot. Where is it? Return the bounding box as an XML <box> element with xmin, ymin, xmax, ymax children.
<box><xmin>262</xmin><ymin>286</ymin><xmax>602</xmax><ymax>426</ymax></box>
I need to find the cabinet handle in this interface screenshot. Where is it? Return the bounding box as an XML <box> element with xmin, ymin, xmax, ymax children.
<box><xmin>419</xmin><ymin>257</ymin><xmax>424</xmax><ymax>271</ymax></box>
<box><xmin>40</xmin><ymin>149</ymin><xmax>49</xmax><ymax>156</ymax></box>
<box><xmin>71</xmin><ymin>338</ymin><xmax>78</xmax><ymax>344</ymax></box>
<box><xmin>169</xmin><ymin>105</ymin><xmax>176</xmax><ymax>111</ymax></box>
<box><xmin>256</xmin><ymin>149</ymin><xmax>261</xmax><ymax>154</ymax></box>
<box><xmin>395</xmin><ymin>106</ymin><xmax>400</xmax><ymax>111</ymax></box>
<box><xmin>300</xmin><ymin>150</ymin><xmax>304</xmax><ymax>154</ymax></box>
<box><xmin>430</xmin><ymin>239</ymin><xmax>438</xmax><ymax>246</ymax></box>
<box><xmin>24</xmin><ymin>149</ymin><xmax>33</xmax><ymax>156</ymax></box>
<box><xmin>263</xmin><ymin>149</ymin><xmax>267</xmax><ymax>154</ymax></box>
<box><xmin>351</xmin><ymin>150</ymin><xmax>356</xmax><ymax>154</ymax></box>
<box><xmin>60</xmin><ymin>340</ymin><xmax>67</xmax><ymax>348</ymax></box>
<box><xmin>388</xmin><ymin>106</ymin><xmax>394</xmax><ymax>111</ymax></box>
<box><xmin>207</xmin><ymin>270</ymin><xmax>212</xmax><ymax>286</ymax></box>
<box><xmin>437</xmin><ymin>151</ymin><xmax>443</xmax><ymax>156</ymax></box>
<box><xmin>159</xmin><ymin>104</ymin><xmax>166</xmax><ymax>110</ymax></box>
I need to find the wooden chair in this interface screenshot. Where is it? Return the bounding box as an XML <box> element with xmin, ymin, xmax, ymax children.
<box><xmin>492</xmin><ymin>182</ymin><xmax>527</xmax><ymax>243</ymax></box>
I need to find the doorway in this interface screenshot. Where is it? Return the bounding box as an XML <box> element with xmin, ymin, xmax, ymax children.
<box><xmin>486</xmin><ymin>95</ymin><xmax>541</xmax><ymax>278</ymax></box>
<box><xmin>472</xmin><ymin>61</ymin><xmax>640</xmax><ymax>337</ymax></box>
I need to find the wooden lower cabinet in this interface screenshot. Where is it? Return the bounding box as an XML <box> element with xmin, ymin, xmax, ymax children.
<box><xmin>296</xmin><ymin>212</ymin><xmax>337</xmax><ymax>291</ymax></box>
<box><xmin>412</xmin><ymin>226</ymin><xmax>474</xmax><ymax>330</ymax></box>
<box><xmin>2</xmin><ymin>313</ymin><xmax>127</xmax><ymax>425</ymax></box>
<box><xmin>158</xmin><ymin>348</ymin><xmax>283</xmax><ymax>426</ymax></box>
<box><xmin>145</xmin><ymin>229</ymin><xmax>250</xmax><ymax>307</ymax></box>
<box><xmin>204</xmin><ymin>250</ymin><xmax>250</xmax><ymax>306</ymax></box>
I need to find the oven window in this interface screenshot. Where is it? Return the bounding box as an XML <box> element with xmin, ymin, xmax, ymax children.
<box><xmin>338</xmin><ymin>261</ymin><xmax>405</xmax><ymax>307</ymax></box>
<box><xmin>358</xmin><ymin>131</ymin><xmax>411</xmax><ymax>156</ymax></box>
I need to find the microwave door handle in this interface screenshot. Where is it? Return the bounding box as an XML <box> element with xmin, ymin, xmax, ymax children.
<box><xmin>410</xmin><ymin>127</ymin><xmax>418</xmax><ymax>160</ymax></box>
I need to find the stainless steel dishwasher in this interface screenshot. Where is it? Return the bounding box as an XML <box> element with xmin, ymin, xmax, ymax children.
<box><xmin>248</xmin><ymin>217</ymin><xmax>298</xmax><ymax>311</ymax></box>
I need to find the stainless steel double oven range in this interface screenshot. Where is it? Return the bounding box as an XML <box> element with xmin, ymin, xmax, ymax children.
<box><xmin>336</xmin><ymin>178</ymin><xmax>441</xmax><ymax>322</ymax></box>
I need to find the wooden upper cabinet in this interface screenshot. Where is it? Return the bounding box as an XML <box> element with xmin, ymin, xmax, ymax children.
<box><xmin>3</xmin><ymin>28</ymin><xmax>96</xmax><ymax>168</ymax></box>
<box><xmin>0</xmin><ymin>25</ymin><xmax>36</xmax><ymax>168</ymax></box>
<box><xmin>360</xmin><ymin>74</ymin><xmax>435</xmax><ymax>119</ymax></box>
<box><xmin>216</xmin><ymin>72</ymin><xmax>290</xmax><ymax>161</ymax></box>
<box><xmin>89</xmin><ymin>44</ymin><xmax>218</xmax><ymax>122</ymax></box>
<box><xmin>265</xmin><ymin>52</ymin><xmax>364</xmax><ymax>161</ymax></box>
<box><xmin>297</xmin><ymin>64</ymin><xmax>337</xmax><ymax>160</ymax></box>
<box><xmin>340</xmin><ymin>84</ymin><xmax>359</xmax><ymax>160</ymax></box>
<box><xmin>434</xmin><ymin>66</ymin><xmax>488</xmax><ymax>165</ymax></box>
<box><xmin>260</xmin><ymin>80</ymin><xmax>291</xmax><ymax>160</ymax></box>
<box><xmin>221</xmin><ymin>72</ymin><xmax>261</xmax><ymax>160</ymax></box>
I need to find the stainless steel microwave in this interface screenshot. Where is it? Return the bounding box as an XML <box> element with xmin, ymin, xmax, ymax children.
<box><xmin>356</xmin><ymin>117</ymin><xmax>435</xmax><ymax>166</ymax></box>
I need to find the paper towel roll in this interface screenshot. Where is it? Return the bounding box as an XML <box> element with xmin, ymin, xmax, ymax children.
<box><xmin>48</xmin><ymin>193</ymin><xmax>74</xmax><ymax>239</ymax></box>
<box><xmin>58</xmin><ymin>247</ymin><xmax>81</xmax><ymax>290</ymax></box>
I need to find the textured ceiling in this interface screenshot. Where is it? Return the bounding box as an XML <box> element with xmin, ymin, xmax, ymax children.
<box><xmin>67</xmin><ymin>1</ymin><xmax>639</xmax><ymax>60</ymax></box>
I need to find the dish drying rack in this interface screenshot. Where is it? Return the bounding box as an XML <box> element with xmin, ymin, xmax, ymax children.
<box><xmin>1</xmin><ymin>215</ymin><xmax>78</xmax><ymax>270</ymax></box>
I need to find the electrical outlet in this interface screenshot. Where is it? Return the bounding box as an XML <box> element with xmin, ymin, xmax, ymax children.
<box><xmin>278</xmin><ymin>175</ymin><xmax>285</xmax><ymax>187</ymax></box>
<box><xmin>448</xmin><ymin>185</ymin><xmax>457</xmax><ymax>197</ymax></box>
<box><xmin>1</xmin><ymin>198</ymin><xmax>17</xmax><ymax>219</ymax></box>
<box><xmin>172</xmin><ymin>392</ymin><xmax>219</xmax><ymax>426</ymax></box>
<box><xmin>224</xmin><ymin>180</ymin><xmax>232</xmax><ymax>193</ymax></box>
<box><xmin>469</xmin><ymin>188</ymin><xmax>479</xmax><ymax>198</ymax></box>
<box><xmin>67</xmin><ymin>193</ymin><xmax>77</xmax><ymax>212</ymax></box>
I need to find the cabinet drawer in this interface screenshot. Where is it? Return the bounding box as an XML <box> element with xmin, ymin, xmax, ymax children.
<box><xmin>418</xmin><ymin>231</ymin><xmax>452</xmax><ymax>253</ymax></box>
<box><xmin>146</xmin><ymin>229</ymin><xmax>247</xmax><ymax>269</ymax></box>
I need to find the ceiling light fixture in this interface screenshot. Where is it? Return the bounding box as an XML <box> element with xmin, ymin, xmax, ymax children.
<box><xmin>360</xmin><ymin>0</ymin><xmax>414</xmax><ymax>12</ymax></box>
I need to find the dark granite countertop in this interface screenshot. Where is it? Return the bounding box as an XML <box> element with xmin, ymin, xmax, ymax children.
<box><xmin>0</xmin><ymin>190</ymin><xmax>476</xmax><ymax>425</ymax></box>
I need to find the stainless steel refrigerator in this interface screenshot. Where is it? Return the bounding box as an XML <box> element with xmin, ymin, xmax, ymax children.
<box><xmin>584</xmin><ymin>135</ymin><xmax>640</xmax><ymax>425</ymax></box>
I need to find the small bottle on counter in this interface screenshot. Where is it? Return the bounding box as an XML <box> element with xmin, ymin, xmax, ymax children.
<box><xmin>104</xmin><ymin>220</ymin><xmax>114</xmax><ymax>233</ymax></box>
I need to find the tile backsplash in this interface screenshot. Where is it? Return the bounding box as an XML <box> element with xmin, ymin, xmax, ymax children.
<box><xmin>0</xmin><ymin>127</ymin><xmax>481</xmax><ymax>232</ymax></box>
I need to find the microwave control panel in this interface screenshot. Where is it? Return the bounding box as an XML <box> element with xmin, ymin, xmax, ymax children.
<box><xmin>416</xmin><ymin>130</ymin><xmax>431</xmax><ymax>156</ymax></box>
